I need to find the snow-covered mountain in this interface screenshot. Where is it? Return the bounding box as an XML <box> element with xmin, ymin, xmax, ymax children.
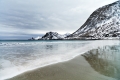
<box><xmin>28</xmin><ymin>36</ymin><xmax>41</xmax><ymax>40</ymax></box>
<box><xmin>41</xmin><ymin>32</ymin><xmax>70</xmax><ymax>40</ymax></box>
<box><xmin>28</xmin><ymin>37</ymin><xmax>35</xmax><ymax>40</ymax></box>
<box><xmin>29</xmin><ymin>1</ymin><xmax>120</xmax><ymax>40</ymax></box>
<box><xmin>67</xmin><ymin>1</ymin><xmax>120</xmax><ymax>39</ymax></box>
<box><xmin>34</xmin><ymin>36</ymin><xmax>41</xmax><ymax>40</ymax></box>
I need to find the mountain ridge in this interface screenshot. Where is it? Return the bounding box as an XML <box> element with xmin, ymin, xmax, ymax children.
<box><xmin>29</xmin><ymin>32</ymin><xmax>70</xmax><ymax>40</ymax></box>
<box><xmin>67</xmin><ymin>1</ymin><xmax>120</xmax><ymax>39</ymax></box>
<box><xmin>29</xmin><ymin>1</ymin><xmax>120</xmax><ymax>40</ymax></box>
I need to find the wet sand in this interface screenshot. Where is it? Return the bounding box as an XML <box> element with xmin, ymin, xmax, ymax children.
<box><xmin>8</xmin><ymin>55</ymin><xmax>115</xmax><ymax>80</ymax></box>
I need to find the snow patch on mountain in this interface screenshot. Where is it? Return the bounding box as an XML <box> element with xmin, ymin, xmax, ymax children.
<box><xmin>67</xmin><ymin>1</ymin><xmax>120</xmax><ymax>39</ymax></box>
<box><xmin>34</xmin><ymin>36</ymin><xmax>41</xmax><ymax>40</ymax></box>
<box><xmin>41</xmin><ymin>32</ymin><xmax>70</xmax><ymax>40</ymax></box>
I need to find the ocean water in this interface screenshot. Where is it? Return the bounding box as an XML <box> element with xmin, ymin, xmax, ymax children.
<box><xmin>82</xmin><ymin>43</ymin><xmax>120</xmax><ymax>80</ymax></box>
<box><xmin>0</xmin><ymin>40</ymin><xmax>120</xmax><ymax>80</ymax></box>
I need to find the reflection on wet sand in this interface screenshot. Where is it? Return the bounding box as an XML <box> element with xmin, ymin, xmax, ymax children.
<box><xmin>82</xmin><ymin>45</ymin><xmax>120</xmax><ymax>80</ymax></box>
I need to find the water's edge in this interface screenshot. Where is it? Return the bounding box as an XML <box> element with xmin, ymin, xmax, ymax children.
<box><xmin>2</xmin><ymin>40</ymin><xmax>119</xmax><ymax>80</ymax></box>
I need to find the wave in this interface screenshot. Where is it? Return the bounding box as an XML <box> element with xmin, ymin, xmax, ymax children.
<box><xmin>0</xmin><ymin>40</ymin><xmax>120</xmax><ymax>80</ymax></box>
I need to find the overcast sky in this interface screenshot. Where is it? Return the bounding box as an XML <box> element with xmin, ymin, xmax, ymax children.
<box><xmin>0</xmin><ymin>0</ymin><xmax>117</xmax><ymax>40</ymax></box>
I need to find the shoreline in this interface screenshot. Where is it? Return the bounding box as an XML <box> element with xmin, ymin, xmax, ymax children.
<box><xmin>8</xmin><ymin>55</ymin><xmax>115</xmax><ymax>80</ymax></box>
<box><xmin>3</xmin><ymin>40</ymin><xmax>120</xmax><ymax>80</ymax></box>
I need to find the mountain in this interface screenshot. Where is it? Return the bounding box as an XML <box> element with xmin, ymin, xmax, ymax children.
<box><xmin>40</xmin><ymin>32</ymin><xmax>70</xmax><ymax>40</ymax></box>
<box><xmin>34</xmin><ymin>36</ymin><xmax>41</xmax><ymax>40</ymax></box>
<box><xmin>28</xmin><ymin>37</ymin><xmax>35</xmax><ymax>40</ymax></box>
<box><xmin>28</xmin><ymin>36</ymin><xmax>41</xmax><ymax>40</ymax></box>
<box><xmin>67</xmin><ymin>1</ymin><xmax>120</xmax><ymax>39</ymax></box>
<box><xmin>29</xmin><ymin>1</ymin><xmax>120</xmax><ymax>40</ymax></box>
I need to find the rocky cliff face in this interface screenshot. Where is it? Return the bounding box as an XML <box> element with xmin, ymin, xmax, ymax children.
<box><xmin>67</xmin><ymin>1</ymin><xmax>120</xmax><ymax>39</ymax></box>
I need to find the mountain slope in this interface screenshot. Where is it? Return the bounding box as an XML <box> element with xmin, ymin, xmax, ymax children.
<box><xmin>41</xmin><ymin>32</ymin><xmax>70</xmax><ymax>40</ymax></box>
<box><xmin>68</xmin><ymin>1</ymin><xmax>120</xmax><ymax>39</ymax></box>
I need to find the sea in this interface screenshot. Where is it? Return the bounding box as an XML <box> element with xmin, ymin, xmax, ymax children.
<box><xmin>0</xmin><ymin>40</ymin><xmax>120</xmax><ymax>80</ymax></box>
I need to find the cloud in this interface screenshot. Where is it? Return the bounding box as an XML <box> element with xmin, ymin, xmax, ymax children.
<box><xmin>0</xmin><ymin>0</ymin><xmax>117</xmax><ymax>39</ymax></box>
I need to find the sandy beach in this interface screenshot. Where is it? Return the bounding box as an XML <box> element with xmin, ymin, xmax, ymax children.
<box><xmin>8</xmin><ymin>55</ymin><xmax>115</xmax><ymax>80</ymax></box>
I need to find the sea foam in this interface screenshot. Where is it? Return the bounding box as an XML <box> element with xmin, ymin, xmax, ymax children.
<box><xmin>0</xmin><ymin>40</ymin><xmax>119</xmax><ymax>80</ymax></box>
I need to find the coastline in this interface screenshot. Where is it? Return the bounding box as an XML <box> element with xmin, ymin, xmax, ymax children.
<box><xmin>8</xmin><ymin>55</ymin><xmax>115</xmax><ymax>80</ymax></box>
<box><xmin>3</xmin><ymin>40</ymin><xmax>120</xmax><ymax>80</ymax></box>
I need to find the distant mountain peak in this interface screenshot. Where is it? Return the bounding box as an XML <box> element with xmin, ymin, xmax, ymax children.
<box><xmin>41</xmin><ymin>32</ymin><xmax>70</xmax><ymax>40</ymax></box>
<box><xmin>41</xmin><ymin>32</ymin><xmax>60</xmax><ymax>40</ymax></box>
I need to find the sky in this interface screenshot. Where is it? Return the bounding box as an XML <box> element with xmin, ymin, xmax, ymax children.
<box><xmin>0</xmin><ymin>0</ymin><xmax>117</xmax><ymax>40</ymax></box>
